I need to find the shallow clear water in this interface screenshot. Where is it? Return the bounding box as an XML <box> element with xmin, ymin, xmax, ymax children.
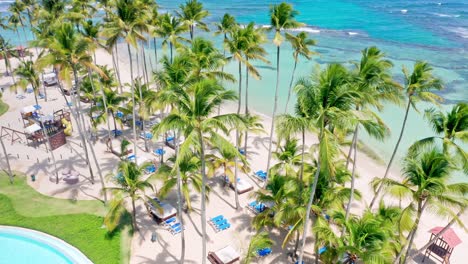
<box><xmin>0</xmin><ymin>231</ymin><xmax>73</xmax><ymax>264</ymax></box>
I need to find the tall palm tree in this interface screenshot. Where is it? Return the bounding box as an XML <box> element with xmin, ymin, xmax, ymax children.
<box><xmin>284</xmin><ymin>31</ymin><xmax>316</xmax><ymax>112</ymax></box>
<box><xmin>13</xmin><ymin>60</ymin><xmax>41</xmax><ymax>106</ymax></box>
<box><xmin>152</xmin><ymin>79</ymin><xmax>244</xmax><ymax>264</ymax></box>
<box><xmin>370</xmin><ymin>61</ymin><xmax>443</xmax><ymax>209</ymax></box>
<box><xmin>376</xmin><ymin>147</ymin><xmax>468</xmax><ymax>264</ymax></box>
<box><xmin>295</xmin><ymin>64</ymin><xmax>359</xmax><ymax>263</ymax></box>
<box><xmin>176</xmin><ymin>0</ymin><xmax>209</xmax><ymax>41</ymax></box>
<box><xmin>105</xmin><ymin>160</ymin><xmax>155</xmax><ymax>231</ymax></box>
<box><xmin>266</xmin><ymin>2</ymin><xmax>303</xmax><ymax>177</ymax></box>
<box><xmin>102</xmin><ymin>0</ymin><xmax>149</xmax><ymax>159</ymax></box>
<box><xmin>213</xmin><ymin>13</ymin><xmax>237</xmax><ymax>75</ymax></box>
<box><xmin>156</xmin><ymin>153</ymin><xmax>207</xmax><ymax>212</ymax></box>
<box><xmin>36</xmin><ymin>23</ymin><xmax>107</xmax><ymax>201</ymax></box>
<box><xmin>156</xmin><ymin>13</ymin><xmax>188</xmax><ymax>63</ymax></box>
<box><xmin>270</xmin><ymin>137</ymin><xmax>303</xmax><ymax>178</ymax></box>
<box><xmin>8</xmin><ymin>0</ymin><xmax>27</xmax><ymax>46</ymax></box>
<box><xmin>411</xmin><ymin>103</ymin><xmax>467</xmax><ymax>172</ymax></box>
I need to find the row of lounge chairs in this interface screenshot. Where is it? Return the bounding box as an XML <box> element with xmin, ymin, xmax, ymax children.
<box><xmin>247</xmin><ymin>201</ymin><xmax>267</xmax><ymax>214</ymax></box>
<box><xmin>162</xmin><ymin>216</ymin><xmax>183</xmax><ymax>235</ymax></box>
<box><xmin>208</xmin><ymin>215</ymin><xmax>231</xmax><ymax>233</ymax></box>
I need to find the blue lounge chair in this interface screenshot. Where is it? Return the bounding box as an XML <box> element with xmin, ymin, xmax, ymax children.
<box><xmin>140</xmin><ymin>132</ymin><xmax>153</xmax><ymax>139</ymax></box>
<box><xmin>254</xmin><ymin>170</ymin><xmax>267</xmax><ymax>181</ymax></box>
<box><xmin>171</xmin><ymin>225</ymin><xmax>182</xmax><ymax>235</ymax></box>
<box><xmin>145</xmin><ymin>164</ymin><xmax>156</xmax><ymax>174</ymax></box>
<box><xmin>254</xmin><ymin>203</ymin><xmax>266</xmax><ymax>213</ymax></box>
<box><xmin>166</xmin><ymin>136</ymin><xmax>174</xmax><ymax>142</ymax></box>
<box><xmin>153</xmin><ymin>148</ymin><xmax>165</xmax><ymax>156</ymax></box>
<box><xmin>209</xmin><ymin>215</ymin><xmax>224</xmax><ymax>223</ymax></box>
<box><xmin>112</xmin><ymin>129</ymin><xmax>122</xmax><ymax>136</ymax></box>
<box><xmin>116</xmin><ymin>111</ymin><xmax>124</xmax><ymax>118</ymax></box>
<box><xmin>216</xmin><ymin>222</ymin><xmax>230</xmax><ymax>232</ymax></box>
<box><xmin>318</xmin><ymin>246</ymin><xmax>327</xmax><ymax>254</ymax></box>
<box><xmin>238</xmin><ymin>148</ymin><xmax>245</xmax><ymax>155</ymax></box>
<box><xmin>257</xmin><ymin>248</ymin><xmax>272</xmax><ymax>257</ymax></box>
<box><xmin>248</xmin><ymin>201</ymin><xmax>257</xmax><ymax>207</ymax></box>
<box><xmin>162</xmin><ymin>217</ymin><xmax>176</xmax><ymax>226</ymax></box>
<box><xmin>214</xmin><ymin>219</ymin><xmax>228</xmax><ymax>227</ymax></box>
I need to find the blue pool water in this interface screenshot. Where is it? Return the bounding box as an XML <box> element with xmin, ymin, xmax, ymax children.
<box><xmin>0</xmin><ymin>226</ymin><xmax>92</xmax><ymax>264</ymax></box>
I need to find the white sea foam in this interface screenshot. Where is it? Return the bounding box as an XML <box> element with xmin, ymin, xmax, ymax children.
<box><xmin>289</xmin><ymin>27</ymin><xmax>321</xmax><ymax>34</ymax></box>
<box><xmin>347</xmin><ymin>32</ymin><xmax>359</xmax><ymax>36</ymax></box>
<box><xmin>446</xmin><ymin>27</ymin><xmax>468</xmax><ymax>38</ymax></box>
<box><xmin>433</xmin><ymin>13</ymin><xmax>460</xmax><ymax>18</ymax></box>
<box><xmin>400</xmin><ymin>9</ymin><xmax>408</xmax><ymax>14</ymax></box>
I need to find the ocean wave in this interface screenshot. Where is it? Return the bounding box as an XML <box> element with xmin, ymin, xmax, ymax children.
<box><xmin>289</xmin><ymin>27</ymin><xmax>321</xmax><ymax>34</ymax></box>
<box><xmin>432</xmin><ymin>13</ymin><xmax>461</xmax><ymax>18</ymax></box>
<box><xmin>446</xmin><ymin>27</ymin><xmax>468</xmax><ymax>38</ymax></box>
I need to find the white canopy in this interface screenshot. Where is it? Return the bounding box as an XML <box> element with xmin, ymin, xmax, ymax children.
<box><xmin>25</xmin><ymin>123</ymin><xmax>41</xmax><ymax>134</ymax></box>
<box><xmin>213</xmin><ymin>246</ymin><xmax>240</xmax><ymax>264</ymax></box>
<box><xmin>21</xmin><ymin>105</ymin><xmax>36</xmax><ymax>114</ymax></box>
<box><xmin>149</xmin><ymin>200</ymin><xmax>176</xmax><ymax>220</ymax></box>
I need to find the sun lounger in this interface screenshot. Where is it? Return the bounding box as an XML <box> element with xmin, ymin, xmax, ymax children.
<box><xmin>318</xmin><ymin>246</ymin><xmax>327</xmax><ymax>254</ymax></box>
<box><xmin>152</xmin><ymin>148</ymin><xmax>165</xmax><ymax>156</ymax></box>
<box><xmin>257</xmin><ymin>248</ymin><xmax>272</xmax><ymax>257</ymax></box>
<box><xmin>208</xmin><ymin>246</ymin><xmax>240</xmax><ymax>264</ymax></box>
<box><xmin>230</xmin><ymin>178</ymin><xmax>253</xmax><ymax>194</ymax></box>
<box><xmin>112</xmin><ymin>129</ymin><xmax>122</xmax><ymax>137</ymax></box>
<box><xmin>145</xmin><ymin>164</ymin><xmax>156</xmax><ymax>174</ymax></box>
<box><xmin>139</xmin><ymin>132</ymin><xmax>153</xmax><ymax>140</ymax></box>
<box><xmin>162</xmin><ymin>217</ymin><xmax>177</xmax><ymax>226</ymax></box>
<box><xmin>209</xmin><ymin>215</ymin><xmax>224</xmax><ymax>223</ymax></box>
<box><xmin>212</xmin><ymin>219</ymin><xmax>228</xmax><ymax>228</ymax></box>
<box><xmin>215</xmin><ymin>222</ymin><xmax>231</xmax><ymax>232</ymax></box>
<box><xmin>254</xmin><ymin>170</ymin><xmax>267</xmax><ymax>181</ymax></box>
<box><xmin>170</xmin><ymin>225</ymin><xmax>182</xmax><ymax>235</ymax></box>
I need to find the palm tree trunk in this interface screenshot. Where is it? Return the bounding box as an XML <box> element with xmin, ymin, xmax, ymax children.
<box><xmin>370</xmin><ymin>98</ymin><xmax>412</xmax><ymax>209</ymax></box>
<box><xmin>174</xmin><ymin>130</ymin><xmax>186</xmax><ymax>263</ymax></box>
<box><xmin>190</xmin><ymin>25</ymin><xmax>194</xmax><ymax>42</ymax></box>
<box><xmin>197</xmin><ymin>128</ymin><xmax>208</xmax><ymax>264</ymax></box>
<box><xmin>266</xmin><ymin>45</ymin><xmax>281</xmax><ymax>182</ymax></box>
<box><xmin>141</xmin><ymin>42</ymin><xmax>150</xmax><ymax>85</ymax></box>
<box><xmin>71</xmin><ymin>66</ymin><xmax>95</xmax><ymax>183</ymax></box>
<box><xmin>293</xmin><ymin>230</ymin><xmax>301</xmax><ymax>257</ymax></box>
<box><xmin>131</xmin><ymin>197</ymin><xmax>138</xmax><ymax>230</ymax></box>
<box><xmin>402</xmin><ymin>201</ymin><xmax>426</xmax><ymax>264</ymax></box>
<box><xmin>284</xmin><ymin>58</ymin><xmax>297</xmax><ymax>113</ymax></box>
<box><xmin>0</xmin><ymin>135</ymin><xmax>14</xmax><ymax>183</ymax></box>
<box><xmin>169</xmin><ymin>42</ymin><xmax>173</xmax><ymax>64</ymax></box>
<box><xmin>233</xmin><ymin>60</ymin><xmax>242</xmax><ymax>210</ymax></box>
<box><xmin>343</xmin><ymin>126</ymin><xmax>358</xmax><ymax>231</ymax></box>
<box><xmin>111</xmin><ymin>47</ymin><xmax>123</xmax><ymax>93</ymax></box>
<box><xmin>33</xmin><ymin>89</ymin><xmax>39</xmax><ymax>106</ymax></box>
<box><xmin>298</xmin><ymin>125</ymin><xmax>324</xmax><ymax>264</ymax></box>
<box><xmin>111</xmin><ymin>111</ymin><xmax>118</xmax><ymax>134</ymax></box>
<box><xmin>300</xmin><ymin>128</ymin><xmax>305</xmax><ymax>181</ymax></box>
<box><xmin>345</xmin><ymin>124</ymin><xmax>358</xmax><ymax>169</ymax></box>
<box><xmin>243</xmin><ymin>59</ymin><xmax>249</xmax><ymax>156</ymax></box>
<box><xmin>153</xmin><ymin>38</ymin><xmax>158</xmax><ymax>72</ymax></box>
<box><xmin>39</xmin><ymin>120</ymin><xmax>59</xmax><ymax>183</ymax></box>
<box><xmin>127</xmin><ymin>43</ymin><xmax>138</xmax><ymax>159</ymax></box>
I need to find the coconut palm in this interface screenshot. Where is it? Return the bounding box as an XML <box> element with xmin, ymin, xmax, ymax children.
<box><xmin>270</xmin><ymin>137</ymin><xmax>303</xmax><ymax>178</ymax></box>
<box><xmin>375</xmin><ymin>147</ymin><xmax>468</xmax><ymax>263</ymax></box>
<box><xmin>213</xmin><ymin>13</ymin><xmax>237</xmax><ymax>73</ymax></box>
<box><xmin>152</xmin><ymin>78</ymin><xmax>244</xmax><ymax>264</ymax></box>
<box><xmin>8</xmin><ymin>0</ymin><xmax>27</xmax><ymax>45</ymax></box>
<box><xmin>176</xmin><ymin>0</ymin><xmax>209</xmax><ymax>41</ymax></box>
<box><xmin>370</xmin><ymin>61</ymin><xmax>443</xmax><ymax>209</ymax></box>
<box><xmin>102</xmin><ymin>0</ymin><xmax>149</xmax><ymax>159</ymax></box>
<box><xmin>411</xmin><ymin>103</ymin><xmax>467</xmax><ymax>173</ymax></box>
<box><xmin>36</xmin><ymin>22</ymin><xmax>103</xmax><ymax>188</ymax></box>
<box><xmin>241</xmin><ymin>113</ymin><xmax>265</xmax><ymax>157</ymax></box>
<box><xmin>295</xmin><ymin>64</ymin><xmax>360</xmax><ymax>263</ymax></box>
<box><xmin>284</xmin><ymin>31</ymin><xmax>316</xmax><ymax>112</ymax></box>
<box><xmin>266</xmin><ymin>2</ymin><xmax>303</xmax><ymax>177</ymax></box>
<box><xmin>94</xmin><ymin>86</ymin><xmax>128</xmax><ymax>135</ymax></box>
<box><xmin>105</xmin><ymin>160</ymin><xmax>155</xmax><ymax>231</ymax></box>
<box><xmin>81</xmin><ymin>20</ymin><xmax>101</xmax><ymax>62</ymax></box>
<box><xmin>207</xmin><ymin>135</ymin><xmax>250</xmax><ymax>209</ymax></box>
<box><xmin>156</xmin><ymin>13</ymin><xmax>188</xmax><ymax>63</ymax></box>
<box><xmin>314</xmin><ymin>210</ymin><xmax>395</xmax><ymax>264</ymax></box>
<box><xmin>156</xmin><ymin>153</ymin><xmax>208</xmax><ymax>212</ymax></box>
<box><xmin>13</xmin><ymin>60</ymin><xmax>41</xmax><ymax>105</ymax></box>
<box><xmin>243</xmin><ymin>232</ymin><xmax>274</xmax><ymax>264</ymax></box>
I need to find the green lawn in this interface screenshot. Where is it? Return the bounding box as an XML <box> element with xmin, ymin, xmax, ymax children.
<box><xmin>0</xmin><ymin>98</ymin><xmax>8</xmax><ymax>116</ymax></box>
<box><xmin>0</xmin><ymin>173</ymin><xmax>132</xmax><ymax>264</ymax></box>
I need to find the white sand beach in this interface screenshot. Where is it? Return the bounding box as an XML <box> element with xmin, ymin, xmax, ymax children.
<box><xmin>0</xmin><ymin>48</ymin><xmax>466</xmax><ymax>264</ymax></box>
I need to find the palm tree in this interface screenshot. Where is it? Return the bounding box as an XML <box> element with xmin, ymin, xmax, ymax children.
<box><xmin>36</xmin><ymin>22</ymin><xmax>104</xmax><ymax>190</ymax></box>
<box><xmin>295</xmin><ymin>64</ymin><xmax>359</xmax><ymax>263</ymax></box>
<box><xmin>102</xmin><ymin>0</ymin><xmax>149</xmax><ymax>159</ymax></box>
<box><xmin>13</xmin><ymin>60</ymin><xmax>41</xmax><ymax>105</ymax></box>
<box><xmin>156</xmin><ymin>153</ymin><xmax>207</xmax><ymax>212</ymax></box>
<box><xmin>94</xmin><ymin>86</ymin><xmax>128</xmax><ymax>136</ymax></box>
<box><xmin>411</xmin><ymin>103</ymin><xmax>467</xmax><ymax>173</ymax></box>
<box><xmin>213</xmin><ymin>13</ymin><xmax>237</xmax><ymax>74</ymax></box>
<box><xmin>243</xmin><ymin>232</ymin><xmax>274</xmax><ymax>264</ymax></box>
<box><xmin>314</xmin><ymin>210</ymin><xmax>395</xmax><ymax>263</ymax></box>
<box><xmin>176</xmin><ymin>0</ymin><xmax>209</xmax><ymax>41</ymax></box>
<box><xmin>266</xmin><ymin>2</ymin><xmax>303</xmax><ymax>177</ymax></box>
<box><xmin>8</xmin><ymin>0</ymin><xmax>27</xmax><ymax>46</ymax></box>
<box><xmin>376</xmin><ymin>147</ymin><xmax>468</xmax><ymax>263</ymax></box>
<box><xmin>81</xmin><ymin>20</ymin><xmax>101</xmax><ymax>62</ymax></box>
<box><xmin>105</xmin><ymin>160</ymin><xmax>155</xmax><ymax>231</ymax></box>
<box><xmin>284</xmin><ymin>32</ymin><xmax>316</xmax><ymax>112</ymax></box>
<box><xmin>207</xmin><ymin>135</ymin><xmax>249</xmax><ymax>209</ymax></box>
<box><xmin>152</xmin><ymin>79</ymin><xmax>243</xmax><ymax>264</ymax></box>
<box><xmin>241</xmin><ymin>114</ymin><xmax>265</xmax><ymax>157</ymax></box>
<box><xmin>156</xmin><ymin>13</ymin><xmax>188</xmax><ymax>63</ymax></box>
<box><xmin>370</xmin><ymin>61</ymin><xmax>443</xmax><ymax>209</ymax></box>
<box><xmin>270</xmin><ymin>137</ymin><xmax>303</xmax><ymax>178</ymax></box>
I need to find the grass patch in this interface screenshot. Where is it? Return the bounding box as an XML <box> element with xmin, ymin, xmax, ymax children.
<box><xmin>0</xmin><ymin>173</ymin><xmax>132</xmax><ymax>264</ymax></box>
<box><xmin>0</xmin><ymin>98</ymin><xmax>8</xmax><ymax>116</ymax></box>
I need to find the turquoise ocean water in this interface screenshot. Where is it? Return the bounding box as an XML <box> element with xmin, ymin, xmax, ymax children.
<box><xmin>0</xmin><ymin>0</ymin><xmax>466</xmax><ymax>180</ymax></box>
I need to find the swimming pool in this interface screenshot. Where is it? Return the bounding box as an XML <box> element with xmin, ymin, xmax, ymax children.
<box><xmin>0</xmin><ymin>226</ymin><xmax>93</xmax><ymax>264</ymax></box>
